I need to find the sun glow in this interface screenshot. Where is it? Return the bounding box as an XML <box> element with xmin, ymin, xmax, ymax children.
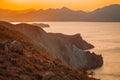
<box><xmin>0</xmin><ymin>0</ymin><xmax>120</xmax><ymax>11</ymax></box>
<box><xmin>11</xmin><ymin>0</ymin><xmax>26</xmax><ymax>3</ymax></box>
<box><xmin>5</xmin><ymin>0</ymin><xmax>39</xmax><ymax>5</ymax></box>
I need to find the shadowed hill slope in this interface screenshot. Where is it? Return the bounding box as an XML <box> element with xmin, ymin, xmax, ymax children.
<box><xmin>0</xmin><ymin>21</ymin><xmax>103</xmax><ymax>70</ymax></box>
<box><xmin>0</xmin><ymin>22</ymin><xmax>99</xmax><ymax>80</ymax></box>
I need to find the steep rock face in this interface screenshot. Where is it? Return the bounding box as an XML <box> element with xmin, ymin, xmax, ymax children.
<box><xmin>11</xmin><ymin>23</ymin><xmax>88</xmax><ymax>69</ymax></box>
<box><xmin>0</xmin><ymin>25</ymin><xmax>100</xmax><ymax>80</ymax></box>
<box><xmin>85</xmin><ymin>51</ymin><xmax>103</xmax><ymax>69</ymax></box>
<box><xmin>0</xmin><ymin>21</ymin><xmax>103</xmax><ymax>70</ymax></box>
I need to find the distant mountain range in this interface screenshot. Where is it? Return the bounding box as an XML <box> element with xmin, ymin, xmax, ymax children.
<box><xmin>0</xmin><ymin>4</ymin><xmax>120</xmax><ymax>22</ymax></box>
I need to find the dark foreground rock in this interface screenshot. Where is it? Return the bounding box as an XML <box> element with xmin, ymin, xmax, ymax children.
<box><xmin>0</xmin><ymin>21</ymin><xmax>103</xmax><ymax>70</ymax></box>
<box><xmin>0</xmin><ymin>40</ymin><xmax>24</xmax><ymax>54</ymax></box>
<box><xmin>0</xmin><ymin>40</ymin><xmax>98</xmax><ymax>80</ymax></box>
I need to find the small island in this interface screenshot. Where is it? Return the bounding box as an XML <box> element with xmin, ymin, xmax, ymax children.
<box><xmin>32</xmin><ymin>23</ymin><xmax>50</xmax><ymax>28</ymax></box>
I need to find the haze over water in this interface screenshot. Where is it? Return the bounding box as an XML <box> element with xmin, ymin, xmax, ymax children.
<box><xmin>43</xmin><ymin>22</ymin><xmax>120</xmax><ymax>80</ymax></box>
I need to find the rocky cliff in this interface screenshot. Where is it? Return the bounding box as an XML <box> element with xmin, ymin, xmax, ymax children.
<box><xmin>49</xmin><ymin>33</ymin><xmax>94</xmax><ymax>50</ymax></box>
<box><xmin>0</xmin><ymin>21</ymin><xmax>100</xmax><ymax>80</ymax></box>
<box><xmin>0</xmin><ymin>21</ymin><xmax>103</xmax><ymax>70</ymax></box>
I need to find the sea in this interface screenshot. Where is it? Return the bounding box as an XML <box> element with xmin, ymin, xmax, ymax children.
<box><xmin>13</xmin><ymin>22</ymin><xmax>120</xmax><ymax>80</ymax></box>
<box><xmin>43</xmin><ymin>22</ymin><xmax>120</xmax><ymax>80</ymax></box>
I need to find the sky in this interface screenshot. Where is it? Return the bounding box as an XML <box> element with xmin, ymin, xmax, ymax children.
<box><xmin>0</xmin><ymin>0</ymin><xmax>120</xmax><ymax>11</ymax></box>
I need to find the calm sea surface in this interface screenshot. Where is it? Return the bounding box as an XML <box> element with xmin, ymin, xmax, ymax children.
<box><xmin>13</xmin><ymin>22</ymin><xmax>120</xmax><ymax>80</ymax></box>
<box><xmin>42</xmin><ymin>22</ymin><xmax>120</xmax><ymax>80</ymax></box>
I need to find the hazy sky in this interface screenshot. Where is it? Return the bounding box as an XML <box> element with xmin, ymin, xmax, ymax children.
<box><xmin>0</xmin><ymin>0</ymin><xmax>120</xmax><ymax>11</ymax></box>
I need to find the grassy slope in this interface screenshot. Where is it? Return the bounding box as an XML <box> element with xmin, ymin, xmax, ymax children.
<box><xmin>0</xmin><ymin>23</ymin><xmax>98</xmax><ymax>80</ymax></box>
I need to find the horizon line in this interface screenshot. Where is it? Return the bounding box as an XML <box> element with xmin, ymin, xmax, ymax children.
<box><xmin>0</xmin><ymin>4</ymin><xmax>119</xmax><ymax>12</ymax></box>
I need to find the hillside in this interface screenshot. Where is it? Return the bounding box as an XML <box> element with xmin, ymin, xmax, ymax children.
<box><xmin>0</xmin><ymin>4</ymin><xmax>120</xmax><ymax>21</ymax></box>
<box><xmin>0</xmin><ymin>21</ymin><xmax>103</xmax><ymax>70</ymax></box>
<box><xmin>0</xmin><ymin>21</ymin><xmax>100</xmax><ymax>80</ymax></box>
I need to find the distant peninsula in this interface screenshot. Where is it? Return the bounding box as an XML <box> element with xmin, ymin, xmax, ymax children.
<box><xmin>0</xmin><ymin>4</ymin><xmax>120</xmax><ymax>22</ymax></box>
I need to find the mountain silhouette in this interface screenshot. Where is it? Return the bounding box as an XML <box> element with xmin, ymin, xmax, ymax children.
<box><xmin>0</xmin><ymin>4</ymin><xmax>120</xmax><ymax>22</ymax></box>
<box><xmin>88</xmin><ymin>4</ymin><xmax>120</xmax><ymax>21</ymax></box>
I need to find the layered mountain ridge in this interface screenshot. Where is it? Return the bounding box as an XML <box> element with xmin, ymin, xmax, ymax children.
<box><xmin>0</xmin><ymin>4</ymin><xmax>120</xmax><ymax>21</ymax></box>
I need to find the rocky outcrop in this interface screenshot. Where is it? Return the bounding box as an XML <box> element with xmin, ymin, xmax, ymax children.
<box><xmin>49</xmin><ymin>33</ymin><xmax>94</xmax><ymax>50</ymax></box>
<box><xmin>0</xmin><ymin>40</ymin><xmax>24</xmax><ymax>54</ymax></box>
<box><xmin>85</xmin><ymin>51</ymin><xmax>103</xmax><ymax>69</ymax></box>
<box><xmin>0</xmin><ymin>21</ymin><xmax>103</xmax><ymax>70</ymax></box>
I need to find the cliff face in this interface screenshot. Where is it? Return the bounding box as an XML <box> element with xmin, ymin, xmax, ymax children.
<box><xmin>0</xmin><ymin>21</ymin><xmax>103</xmax><ymax>70</ymax></box>
<box><xmin>49</xmin><ymin>33</ymin><xmax>94</xmax><ymax>50</ymax></box>
<box><xmin>0</xmin><ymin>21</ymin><xmax>99</xmax><ymax>80</ymax></box>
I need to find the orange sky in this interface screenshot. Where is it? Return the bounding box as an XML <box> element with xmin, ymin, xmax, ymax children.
<box><xmin>0</xmin><ymin>0</ymin><xmax>120</xmax><ymax>11</ymax></box>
